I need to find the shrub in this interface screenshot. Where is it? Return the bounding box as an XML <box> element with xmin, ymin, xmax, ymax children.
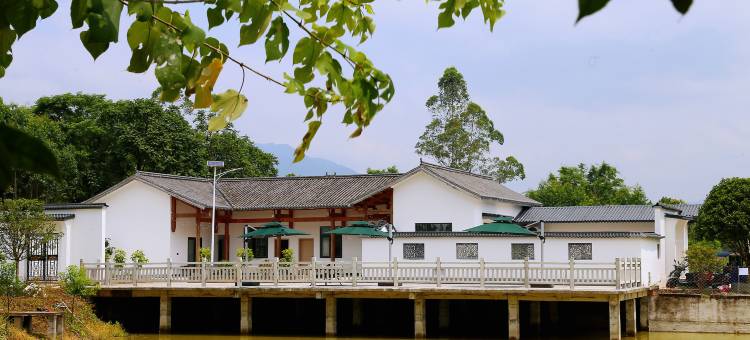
<box><xmin>59</xmin><ymin>265</ymin><xmax>98</xmax><ymax>313</ymax></box>
<box><xmin>113</xmin><ymin>249</ymin><xmax>126</xmax><ymax>267</ymax></box>
<box><xmin>200</xmin><ymin>247</ymin><xmax>210</xmax><ymax>262</ymax></box>
<box><xmin>235</xmin><ymin>247</ymin><xmax>254</xmax><ymax>262</ymax></box>
<box><xmin>0</xmin><ymin>262</ymin><xmax>25</xmax><ymax>312</ymax></box>
<box><xmin>130</xmin><ymin>250</ymin><xmax>149</xmax><ymax>265</ymax></box>
<box><xmin>281</xmin><ymin>248</ymin><xmax>294</xmax><ymax>263</ymax></box>
<box><xmin>686</xmin><ymin>241</ymin><xmax>727</xmax><ymax>275</ymax></box>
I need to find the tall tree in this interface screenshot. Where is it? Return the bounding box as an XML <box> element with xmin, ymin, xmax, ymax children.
<box><xmin>694</xmin><ymin>178</ymin><xmax>750</xmax><ymax>265</ymax></box>
<box><xmin>2</xmin><ymin>94</ymin><xmax>277</xmax><ymax>202</ymax></box>
<box><xmin>526</xmin><ymin>162</ymin><xmax>650</xmax><ymax>206</ymax></box>
<box><xmin>366</xmin><ymin>166</ymin><xmax>399</xmax><ymax>174</ymax></box>
<box><xmin>659</xmin><ymin>196</ymin><xmax>687</xmax><ymax>205</ymax></box>
<box><xmin>415</xmin><ymin>67</ymin><xmax>524</xmax><ymax>183</ymax></box>
<box><xmin>0</xmin><ymin>199</ymin><xmax>55</xmax><ymax>275</ymax></box>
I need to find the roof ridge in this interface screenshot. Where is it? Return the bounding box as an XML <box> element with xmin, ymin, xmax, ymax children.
<box><xmin>136</xmin><ymin>170</ymin><xmax>210</xmax><ymax>182</ymax></box>
<box><xmin>220</xmin><ymin>173</ymin><xmax>402</xmax><ymax>181</ymax></box>
<box><xmin>420</xmin><ymin>161</ymin><xmax>494</xmax><ymax>180</ymax></box>
<box><xmin>532</xmin><ymin>205</ymin><xmax>653</xmax><ymax>209</ymax></box>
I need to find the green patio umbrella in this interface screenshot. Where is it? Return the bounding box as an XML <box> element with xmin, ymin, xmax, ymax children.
<box><xmin>241</xmin><ymin>222</ymin><xmax>309</xmax><ymax>258</ymax></box>
<box><xmin>465</xmin><ymin>217</ymin><xmax>536</xmax><ymax>236</ymax></box>
<box><xmin>324</xmin><ymin>221</ymin><xmax>388</xmax><ymax>237</ymax></box>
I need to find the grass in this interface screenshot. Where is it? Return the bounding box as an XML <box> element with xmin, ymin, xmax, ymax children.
<box><xmin>1</xmin><ymin>285</ymin><xmax>126</xmax><ymax>339</ymax></box>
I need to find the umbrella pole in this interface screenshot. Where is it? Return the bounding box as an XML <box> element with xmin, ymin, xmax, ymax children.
<box><xmin>276</xmin><ymin>235</ymin><xmax>281</xmax><ymax>258</ymax></box>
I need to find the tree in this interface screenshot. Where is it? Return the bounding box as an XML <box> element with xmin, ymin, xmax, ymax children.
<box><xmin>694</xmin><ymin>178</ymin><xmax>750</xmax><ymax>265</ymax></box>
<box><xmin>685</xmin><ymin>241</ymin><xmax>727</xmax><ymax>290</ymax></box>
<box><xmin>2</xmin><ymin>94</ymin><xmax>277</xmax><ymax>202</ymax></box>
<box><xmin>0</xmin><ymin>199</ymin><xmax>55</xmax><ymax>275</ymax></box>
<box><xmin>366</xmin><ymin>166</ymin><xmax>398</xmax><ymax>174</ymax></box>
<box><xmin>0</xmin><ymin>0</ymin><xmax>695</xmax><ymax>193</ymax></box>
<box><xmin>526</xmin><ymin>162</ymin><xmax>650</xmax><ymax>206</ymax></box>
<box><xmin>415</xmin><ymin>67</ymin><xmax>524</xmax><ymax>183</ymax></box>
<box><xmin>659</xmin><ymin>197</ymin><xmax>687</xmax><ymax>205</ymax></box>
<box><xmin>59</xmin><ymin>265</ymin><xmax>98</xmax><ymax>313</ymax></box>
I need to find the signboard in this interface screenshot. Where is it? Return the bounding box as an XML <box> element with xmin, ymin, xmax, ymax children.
<box><xmin>207</xmin><ymin>161</ymin><xmax>225</xmax><ymax>167</ymax></box>
<box><xmin>739</xmin><ymin>268</ymin><xmax>748</xmax><ymax>276</ymax></box>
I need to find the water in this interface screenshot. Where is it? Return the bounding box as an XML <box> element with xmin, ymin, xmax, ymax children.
<box><xmin>128</xmin><ymin>334</ymin><xmax>750</xmax><ymax>340</ymax></box>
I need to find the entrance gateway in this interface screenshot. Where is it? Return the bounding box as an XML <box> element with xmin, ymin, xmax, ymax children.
<box><xmin>26</xmin><ymin>236</ymin><xmax>60</xmax><ymax>281</ymax></box>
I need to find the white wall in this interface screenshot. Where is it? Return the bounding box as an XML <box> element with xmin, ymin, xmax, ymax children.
<box><xmin>392</xmin><ymin>171</ymin><xmax>483</xmax><ymax>232</ymax></box>
<box><xmin>543</xmin><ymin>222</ymin><xmax>654</xmax><ymax>233</ymax></box>
<box><xmin>93</xmin><ymin>180</ymin><xmax>171</xmax><ymax>262</ymax></box>
<box><xmin>481</xmin><ymin>200</ymin><xmax>524</xmax><ymax>218</ymax></box>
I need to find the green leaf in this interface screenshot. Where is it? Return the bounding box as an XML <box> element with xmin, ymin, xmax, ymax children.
<box><xmin>264</xmin><ymin>17</ymin><xmax>289</xmax><ymax>62</ymax></box>
<box><xmin>293</xmin><ymin>120</ymin><xmax>321</xmax><ymax>162</ymax></box>
<box><xmin>670</xmin><ymin>0</ymin><xmax>693</xmax><ymax>15</ymax></box>
<box><xmin>0</xmin><ymin>124</ymin><xmax>60</xmax><ymax>191</ymax></box>
<box><xmin>7</xmin><ymin>0</ymin><xmax>57</xmax><ymax>38</ymax></box>
<box><xmin>71</xmin><ymin>0</ymin><xmax>88</xmax><ymax>28</ymax></box>
<box><xmin>437</xmin><ymin>0</ymin><xmax>456</xmax><ymax>29</ymax></box>
<box><xmin>76</xmin><ymin>0</ymin><xmax>124</xmax><ymax>59</ymax></box>
<box><xmin>576</xmin><ymin>0</ymin><xmax>610</xmax><ymax>23</ymax></box>
<box><xmin>181</xmin><ymin>12</ymin><xmax>206</xmax><ymax>53</ymax></box>
<box><xmin>208</xmin><ymin>89</ymin><xmax>249</xmax><ymax>131</ymax></box>
<box><xmin>239</xmin><ymin>5</ymin><xmax>273</xmax><ymax>46</ymax></box>
<box><xmin>207</xmin><ymin>6</ymin><xmax>225</xmax><ymax>29</ymax></box>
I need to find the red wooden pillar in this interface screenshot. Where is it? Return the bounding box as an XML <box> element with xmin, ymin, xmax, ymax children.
<box><xmin>195</xmin><ymin>207</ymin><xmax>201</xmax><ymax>262</ymax></box>
<box><xmin>224</xmin><ymin>221</ymin><xmax>229</xmax><ymax>261</ymax></box>
<box><xmin>170</xmin><ymin>197</ymin><xmax>177</xmax><ymax>232</ymax></box>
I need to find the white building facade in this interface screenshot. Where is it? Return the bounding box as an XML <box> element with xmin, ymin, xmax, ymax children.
<box><xmin>39</xmin><ymin>162</ymin><xmax>698</xmax><ymax>286</ymax></box>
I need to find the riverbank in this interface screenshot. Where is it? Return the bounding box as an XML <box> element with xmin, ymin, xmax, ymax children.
<box><xmin>1</xmin><ymin>285</ymin><xmax>125</xmax><ymax>339</ymax></box>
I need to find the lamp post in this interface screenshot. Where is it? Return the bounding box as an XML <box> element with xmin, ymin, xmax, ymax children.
<box><xmin>207</xmin><ymin>161</ymin><xmax>242</xmax><ymax>263</ymax></box>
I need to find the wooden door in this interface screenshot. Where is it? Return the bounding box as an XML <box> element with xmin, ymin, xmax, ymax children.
<box><xmin>298</xmin><ymin>238</ymin><xmax>314</xmax><ymax>262</ymax></box>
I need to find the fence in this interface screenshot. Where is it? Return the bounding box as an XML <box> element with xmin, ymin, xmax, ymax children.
<box><xmin>81</xmin><ymin>257</ymin><xmax>642</xmax><ymax>290</ymax></box>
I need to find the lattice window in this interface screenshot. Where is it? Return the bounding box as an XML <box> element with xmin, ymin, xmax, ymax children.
<box><xmin>511</xmin><ymin>243</ymin><xmax>534</xmax><ymax>260</ymax></box>
<box><xmin>456</xmin><ymin>243</ymin><xmax>478</xmax><ymax>260</ymax></box>
<box><xmin>415</xmin><ymin>223</ymin><xmax>452</xmax><ymax>232</ymax></box>
<box><xmin>568</xmin><ymin>243</ymin><xmax>592</xmax><ymax>260</ymax></box>
<box><xmin>403</xmin><ymin>243</ymin><xmax>425</xmax><ymax>260</ymax></box>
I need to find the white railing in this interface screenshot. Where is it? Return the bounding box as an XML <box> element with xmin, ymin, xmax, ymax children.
<box><xmin>81</xmin><ymin>257</ymin><xmax>642</xmax><ymax>290</ymax></box>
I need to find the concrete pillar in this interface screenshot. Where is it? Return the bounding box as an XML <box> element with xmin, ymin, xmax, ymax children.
<box><xmin>438</xmin><ymin>300</ymin><xmax>450</xmax><ymax>331</ymax></box>
<box><xmin>508</xmin><ymin>297</ymin><xmax>520</xmax><ymax>340</ymax></box>
<box><xmin>529</xmin><ymin>301</ymin><xmax>541</xmax><ymax>332</ymax></box>
<box><xmin>414</xmin><ymin>297</ymin><xmax>426</xmax><ymax>338</ymax></box>
<box><xmin>638</xmin><ymin>297</ymin><xmax>649</xmax><ymax>330</ymax></box>
<box><xmin>352</xmin><ymin>298</ymin><xmax>363</xmax><ymax>328</ymax></box>
<box><xmin>625</xmin><ymin>299</ymin><xmax>637</xmax><ymax>336</ymax></box>
<box><xmin>46</xmin><ymin>314</ymin><xmax>58</xmax><ymax>339</ymax></box>
<box><xmin>608</xmin><ymin>297</ymin><xmax>621</xmax><ymax>340</ymax></box>
<box><xmin>56</xmin><ymin>314</ymin><xmax>65</xmax><ymax>337</ymax></box>
<box><xmin>159</xmin><ymin>294</ymin><xmax>171</xmax><ymax>333</ymax></box>
<box><xmin>240</xmin><ymin>296</ymin><xmax>252</xmax><ymax>334</ymax></box>
<box><xmin>325</xmin><ymin>296</ymin><xmax>337</xmax><ymax>336</ymax></box>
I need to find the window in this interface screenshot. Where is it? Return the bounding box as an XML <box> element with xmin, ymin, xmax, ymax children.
<box><xmin>320</xmin><ymin>226</ymin><xmax>342</xmax><ymax>258</ymax></box>
<box><xmin>245</xmin><ymin>238</ymin><xmax>268</xmax><ymax>258</ymax></box>
<box><xmin>415</xmin><ymin>223</ymin><xmax>452</xmax><ymax>232</ymax></box>
<box><xmin>403</xmin><ymin>243</ymin><xmax>425</xmax><ymax>260</ymax></box>
<box><xmin>568</xmin><ymin>243</ymin><xmax>592</xmax><ymax>260</ymax></box>
<box><xmin>657</xmin><ymin>244</ymin><xmax>661</xmax><ymax>259</ymax></box>
<box><xmin>511</xmin><ymin>243</ymin><xmax>535</xmax><ymax>260</ymax></box>
<box><xmin>456</xmin><ymin>243</ymin><xmax>478</xmax><ymax>260</ymax></box>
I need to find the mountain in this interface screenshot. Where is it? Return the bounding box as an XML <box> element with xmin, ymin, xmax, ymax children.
<box><xmin>257</xmin><ymin>143</ymin><xmax>358</xmax><ymax>176</ymax></box>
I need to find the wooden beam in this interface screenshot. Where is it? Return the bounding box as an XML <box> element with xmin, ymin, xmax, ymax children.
<box><xmin>329</xmin><ymin>209</ymin><xmax>336</xmax><ymax>262</ymax></box>
<box><xmin>198</xmin><ymin>215</ymin><xmax>377</xmax><ymax>224</ymax></box>
<box><xmin>224</xmin><ymin>221</ymin><xmax>230</xmax><ymax>261</ymax></box>
<box><xmin>289</xmin><ymin>210</ymin><xmax>294</xmax><ymax>229</ymax></box>
<box><xmin>170</xmin><ymin>197</ymin><xmax>177</xmax><ymax>232</ymax></box>
<box><xmin>195</xmin><ymin>207</ymin><xmax>201</xmax><ymax>262</ymax></box>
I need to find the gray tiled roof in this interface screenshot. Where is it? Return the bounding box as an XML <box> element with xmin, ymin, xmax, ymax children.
<box><xmin>399</xmin><ymin>162</ymin><xmax>541</xmax><ymax>206</ymax></box>
<box><xmin>668</xmin><ymin>204</ymin><xmax>702</xmax><ymax>218</ymax></box>
<box><xmin>46</xmin><ymin>213</ymin><xmax>75</xmax><ymax>221</ymax></box>
<box><xmin>87</xmin><ymin>171</ymin><xmax>398</xmax><ymax>210</ymax></box>
<box><xmin>45</xmin><ymin>203</ymin><xmax>107</xmax><ymax>210</ymax></box>
<box><xmin>218</xmin><ymin>174</ymin><xmax>399</xmax><ymax>210</ymax></box>
<box><xmin>515</xmin><ymin>205</ymin><xmax>656</xmax><ymax>223</ymax></box>
<box><xmin>393</xmin><ymin>231</ymin><xmax>662</xmax><ymax>239</ymax></box>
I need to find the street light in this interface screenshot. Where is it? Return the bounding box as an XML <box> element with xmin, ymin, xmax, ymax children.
<box><xmin>207</xmin><ymin>161</ymin><xmax>242</xmax><ymax>263</ymax></box>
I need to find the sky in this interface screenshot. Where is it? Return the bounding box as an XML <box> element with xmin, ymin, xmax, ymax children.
<box><xmin>2</xmin><ymin>1</ymin><xmax>749</xmax><ymax>203</ymax></box>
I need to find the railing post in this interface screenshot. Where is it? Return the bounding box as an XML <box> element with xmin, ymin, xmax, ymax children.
<box><xmin>638</xmin><ymin>257</ymin><xmax>642</xmax><ymax>287</ymax></box>
<box><xmin>479</xmin><ymin>258</ymin><xmax>486</xmax><ymax>288</ymax></box>
<box><xmin>235</xmin><ymin>261</ymin><xmax>242</xmax><ymax>287</ymax></box>
<box><xmin>96</xmin><ymin>258</ymin><xmax>101</xmax><ymax>282</ymax></box>
<box><xmin>201</xmin><ymin>262</ymin><xmax>207</xmax><ymax>288</ymax></box>
<box><xmin>104</xmin><ymin>259</ymin><xmax>111</xmax><ymax>286</ymax></box>
<box><xmin>133</xmin><ymin>263</ymin><xmax>139</xmax><ymax>287</ymax></box>
<box><xmin>523</xmin><ymin>257</ymin><xmax>530</xmax><ymax>288</ymax></box>
<box><xmin>435</xmin><ymin>257</ymin><xmax>442</xmax><ymax>287</ymax></box>
<box><xmin>311</xmin><ymin>257</ymin><xmax>317</xmax><ymax>286</ymax></box>
<box><xmin>393</xmin><ymin>257</ymin><xmax>399</xmax><ymax>286</ymax></box>
<box><xmin>167</xmin><ymin>258</ymin><xmax>172</xmax><ymax>288</ymax></box>
<box><xmin>273</xmin><ymin>257</ymin><xmax>279</xmax><ymax>286</ymax></box>
<box><xmin>569</xmin><ymin>258</ymin><xmax>575</xmax><ymax>290</ymax></box>
<box><xmin>352</xmin><ymin>257</ymin><xmax>358</xmax><ymax>287</ymax></box>
<box><xmin>615</xmin><ymin>258</ymin><xmax>621</xmax><ymax>290</ymax></box>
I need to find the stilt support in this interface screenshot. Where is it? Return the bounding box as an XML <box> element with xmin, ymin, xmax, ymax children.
<box><xmin>325</xmin><ymin>295</ymin><xmax>337</xmax><ymax>336</ymax></box>
<box><xmin>508</xmin><ymin>296</ymin><xmax>520</xmax><ymax>340</ymax></box>
<box><xmin>159</xmin><ymin>294</ymin><xmax>171</xmax><ymax>334</ymax></box>
<box><xmin>438</xmin><ymin>300</ymin><xmax>450</xmax><ymax>331</ymax></box>
<box><xmin>414</xmin><ymin>297</ymin><xmax>426</xmax><ymax>338</ymax></box>
<box><xmin>638</xmin><ymin>297</ymin><xmax>649</xmax><ymax>330</ymax></box>
<box><xmin>240</xmin><ymin>296</ymin><xmax>252</xmax><ymax>334</ymax></box>
<box><xmin>529</xmin><ymin>301</ymin><xmax>541</xmax><ymax>333</ymax></box>
<box><xmin>625</xmin><ymin>298</ymin><xmax>637</xmax><ymax>336</ymax></box>
<box><xmin>609</xmin><ymin>296</ymin><xmax>621</xmax><ymax>340</ymax></box>
<box><xmin>352</xmin><ymin>298</ymin><xmax>363</xmax><ymax>328</ymax></box>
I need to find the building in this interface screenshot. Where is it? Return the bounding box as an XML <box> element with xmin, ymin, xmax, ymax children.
<box><xmin>36</xmin><ymin>161</ymin><xmax>699</xmax><ymax>286</ymax></box>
